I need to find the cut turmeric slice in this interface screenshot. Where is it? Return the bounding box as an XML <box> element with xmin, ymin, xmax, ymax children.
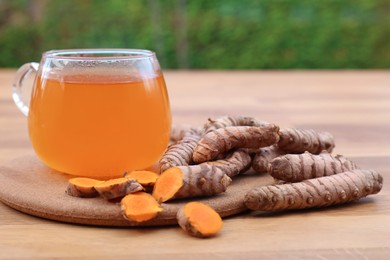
<box><xmin>152</xmin><ymin>167</ymin><xmax>183</xmax><ymax>202</ymax></box>
<box><xmin>177</xmin><ymin>202</ymin><xmax>223</xmax><ymax>238</ymax></box>
<box><xmin>94</xmin><ymin>177</ymin><xmax>143</xmax><ymax>200</ymax></box>
<box><xmin>121</xmin><ymin>192</ymin><xmax>163</xmax><ymax>222</ymax></box>
<box><xmin>66</xmin><ymin>177</ymin><xmax>104</xmax><ymax>197</ymax></box>
<box><xmin>152</xmin><ymin>165</ymin><xmax>231</xmax><ymax>203</ymax></box>
<box><xmin>124</xmin><ymin>170</ymin><xmax>159</xmax><ymax>186</ymax></box>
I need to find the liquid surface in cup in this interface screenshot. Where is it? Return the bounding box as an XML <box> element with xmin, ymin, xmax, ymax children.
<box><xmin>28</xmin><ymin>72</ymin><xmax>171</xmax><ymax>178</ymax></box>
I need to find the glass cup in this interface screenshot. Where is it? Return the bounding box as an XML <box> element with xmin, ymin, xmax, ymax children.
<box><xmin>13</xmin><ymin>49</ymin><xmax>171</xmax><ymax>179</ymax></box>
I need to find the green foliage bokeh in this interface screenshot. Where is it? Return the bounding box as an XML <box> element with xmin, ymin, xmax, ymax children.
<box><xmin>0</xmin><ymin>0</ymin><xmax>388</xmax><ymax>68</ymax></box>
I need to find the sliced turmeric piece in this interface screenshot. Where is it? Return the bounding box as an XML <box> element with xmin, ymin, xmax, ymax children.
<box><xmin>124</xmin><ymin>170</ymin><xmax>159</xmax><ymax>186</ymax></box>
<box><xmin>66</xmin><ymin>177</ymin><xmax>104</xmax><ymax>197</ymax></box>
<box><xmin>94</xmin><ymin>177</ymin><xmax>143</xmax><ymax>200</ymax></box>
<box><xmin>152</xmin><ymin>165</ymin><xmax>232</xmax><ymax>203</ymax></box>
<box><xmin>152</xmin><ymin>168</ymin><xmax>183</xmax><ymax>202</ymax></box>
<box><xmin>121</xmin><ymin>192</ymin><xmax>163</xmax><ymax>222</ymax></box>
<box><xmin>177</xmin><ymin>202</ymin><xmax>223</xmax><ymax>238</ymax></box>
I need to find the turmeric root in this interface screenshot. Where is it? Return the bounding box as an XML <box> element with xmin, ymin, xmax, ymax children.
<box><xmin>66</xmin><ymin>177</ymin><xmax>104</xmax><ymax>198</ymax></box>
<box><xmin>252</xmin><ymin>145</ymin><xmax>286</xmax><ymax>174</ymax></box>
<box><xmin>152</xmin><ymin>165</ymin><xmax>232</xmax><ymax>202</ymax></box>
<box><xmin>171</xmin><ymin>124</ymin><xmax>202</xmax><ymax>143</ymax></box>
<box><xmin>170</xmin><ymin>124</ymin><xmax>191</xmax><ymax>142</ymax></box>
<box><xmin>177</xmin><ymin>202</ymin><xmax>223</xmax><ymax>238</ymax></box>
<box><xmin>278</xmin><ymin>128</ymin><xmax>335</xmax><ymax>154</ymax></box>
<box><xmin>94</xmin><ymin>177</ymin><xmax>143</xmax><ymax>200</ymax></box>
<box><xmin>268</xmin><ymin>151</ymin><xmax>359</xmax><ymax>182</ymax></box>
<box><xmin>121</xmin><ymin>192</ymin><xmax>163</xmax><ymax>222</ymax></box>
<box><xmin>205</xmin><ymin>149</ymin><xmax>252</xmax><ymax>178</ymax></box>
<box><xmin>203</xmin><ymin>115</ymin><xmax>269</xmax><ymax>134</ymax></box>
<box><xmin>193</xmin><ymin>125</ymin><xmax>280</xmax><ymax>163</ymax></box>
<box><xmin>244</xmin><ymin>169</ymin><xmax>383</xmax><ymax>211</ymax></box>
<box><xmin>159</xmin><ymin>128</ymin><xmax>203</xmax><ymax>173</ymax></box>
<box><xmin>124</xmin><ymin>170</ymin><xmax>159</xmax><ymax>187</ymax></box>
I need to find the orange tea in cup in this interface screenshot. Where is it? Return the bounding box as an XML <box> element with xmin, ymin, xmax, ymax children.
<box><xmin>13</xmin><ymin>49</ymin><xmax>171</xmax><ymax>178</ymax></box>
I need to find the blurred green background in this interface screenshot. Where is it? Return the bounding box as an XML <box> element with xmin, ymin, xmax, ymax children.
<box><xmin>0</xmin><ymin>0</ymin><xmax>389</xmax><ymax>69</ymax></box>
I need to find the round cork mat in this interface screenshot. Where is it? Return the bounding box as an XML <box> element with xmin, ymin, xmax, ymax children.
<box><xmin>0</xmin><ymin>153</ymin><xmax>273</xmax><ymax>226</ymax></box>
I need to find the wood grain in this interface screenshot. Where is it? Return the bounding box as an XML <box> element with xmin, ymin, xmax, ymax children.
<box><xmin>0</xmin><ymin>70</ymin><xmax>389</xmax><ymax>259</ymax></box>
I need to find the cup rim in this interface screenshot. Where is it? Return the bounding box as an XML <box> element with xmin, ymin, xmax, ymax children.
<box><xmin>43</xmin><ymin>48</ymin><xmax>155</xmax><ymax>60</ymax></box>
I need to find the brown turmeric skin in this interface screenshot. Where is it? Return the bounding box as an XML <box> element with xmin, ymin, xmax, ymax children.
<box><xmin>205</xmin><ymin>149</ymin><xmax>252</xmax><ymax>178</ymax></box>
<box><xmin>170</xmin><ymin>125</ymin><xmax>202</xmax><ymax>143</ymax></box>
<box><xmin>268</xmin><ymin>151</ymin><xmax>359</xmax><ymax>182</ymax></box>
<box><xmin>94</xmin><ymin>178</ymin><xmax>144</xmax><ymax>200</ymax></box>
<box><xmin>153</xmin><ymin>165</ymin><xmax>232</xmax><ymax>202</ymax></box>
<box><xmin>278</xmin><ymin>128</ymin><xmax>335</xmax><ymax>154</ymax></box>
<box><xmin>193</xmin><ymin>125</ymin><xmax>280</xmax><ymax>163</ymax></box>
<box><xmin>159</xmin><ymin>128</ymin><xmax>203</xmax><ymax>173</ymax></box>
<box><xmin>245</xmin><ymin>169</ymin><xmax>383</xmax><ymax>211</ymax></box>
<box><xmin>203</xmin><ymin>115</ymin><xmax>269</xmax><ymax>134</ymax></box>
<box><xmin>252</xmin><ymin>145</ymin><xmax>286</xmax><ymax>174</ymax></box>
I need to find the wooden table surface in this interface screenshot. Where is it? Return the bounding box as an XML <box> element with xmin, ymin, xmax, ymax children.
<box><xmin>0</xmin><ymin>69</ymin><xmax>389</xmax><ymax>259</ymax></box>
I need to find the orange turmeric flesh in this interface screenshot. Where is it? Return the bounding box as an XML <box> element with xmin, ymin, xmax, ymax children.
<box><xmin>177</xmin><ymin>202</ymin><xmax>223</xmax><ymax>238</ymax></box>
<box><xmin>66</xmin><ymin>177</ymin><xmax>104</xmax><ymax>197</ymax></box>
<box><xmin>125</xmin><ymin>171</ymin><xmax>159</xmax><ymax>186</ymax></box>
<box><xmin>152</xmin><ymin>168</ymin><xmax>183</xmax><ymax>202</ymax></box>
<box><xmin>69</xmin><ymin>177</ymin><xmax>104</xmax><ymax>186</ymax></box>
<box><xmin>121</xmin><ymin>192</ymin><xmax>163</xmax><ymax>222</ymax></box>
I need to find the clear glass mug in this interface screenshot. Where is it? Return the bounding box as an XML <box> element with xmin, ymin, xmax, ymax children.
<box><xmin>13</xmin><ymin>49</ymin><xmax>171</xmax><ymax>179</ymax></box>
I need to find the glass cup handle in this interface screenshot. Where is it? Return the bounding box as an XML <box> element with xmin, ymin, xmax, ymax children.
<box><xmin>12</xmin><ymin>62</ymin><xmax>39</xmax><ymax>116</ymax></box>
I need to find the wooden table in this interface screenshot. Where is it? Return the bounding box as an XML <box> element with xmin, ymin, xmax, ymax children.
<box><xmin>0</xmin><ymin>70</ymin><xmax>389</xmax><ymax>259</ymax></box>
